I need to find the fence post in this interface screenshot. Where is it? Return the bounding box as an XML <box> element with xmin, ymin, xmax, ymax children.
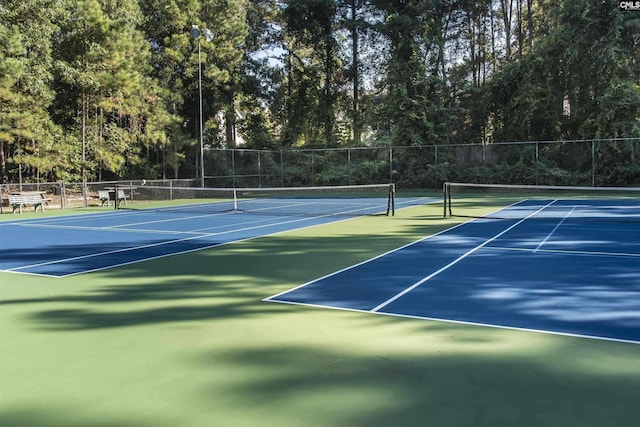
<box><xmin>535</xmin><ymin>142</ymin><xmax>539</xmax><ymax>185</ymax></box>
<box><xmin>389</xmin><ymin>148</ymin><xmax>393</xmax><ymax>183</ymax></box>
<box><xmin>232</xmin><ymin>149</ymin><xmax>236</xmax><ymax>188</ymax></box>
<box><xmin>60</xmin><ymin>182</ymin><xmax>65</xmax><ymax>209</ymax></box>
<box><xmin>591</xmin><ymin>140</ymin><xmax>595</xmax><ymax>187</ymax></box>
<box><xmin>434</xmin><ymin>145</ymin><xmax>439</xmax><ymax>189</ymax></box>
<box><xmin>82</xmin><ymin>181</ymin><xmax>88</xmax><ymax>208</ymax></box>
<box><xmin>280</xmin><ymin>149</ymin><xmax>284</xmax><ymax>187</ymax></box>
<box><xmin>482</xmin><ymin>142</ymin><xmax>487</xmax><ymax>183</ymax></box>
<box><xmin>348</xmin><ymin>149</ymin><xmax>352</xmax><ymax>185</ymax></box>
<box><xmin>258</xmin><ymin>151</ymin><xmax>262</xmax><ymax>188</ymax></box>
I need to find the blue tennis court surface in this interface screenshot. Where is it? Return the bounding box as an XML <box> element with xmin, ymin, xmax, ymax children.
<box><xmin>267</xmin><ymin>199</ymin><xmax>640</xmax><ymax>344</ymax></box>
<box><xmin>0</xmin><ymin>196</ymin><xmax>431</xmax><ymax>277</ymax></box>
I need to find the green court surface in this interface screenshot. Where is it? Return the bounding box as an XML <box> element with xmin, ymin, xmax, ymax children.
<box><xmin>1</xmin><ymin>202</ymin><xmax>639</xmax><ymax>427</ymax></box>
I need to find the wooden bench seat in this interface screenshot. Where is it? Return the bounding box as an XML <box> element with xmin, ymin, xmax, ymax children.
<box><xmin>98</xmin><ymin>190</ymin><xmax>129</xmax><ymax>207</ymax></box>
<box><xmin>8</xmin><ymin>193</ymin><xmax>52</xmax><ymax>213</ymax></box>
<box><xmin>98</xmin><ymin>190</ymin><xmax>111</xmax><ymax>206</ymax></box>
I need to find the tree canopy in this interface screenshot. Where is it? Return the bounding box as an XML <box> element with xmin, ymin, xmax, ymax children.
<box><xmin>0</xmin><ymin>0</ymin><xmax>638</xmax><ymax>183</ymax></box>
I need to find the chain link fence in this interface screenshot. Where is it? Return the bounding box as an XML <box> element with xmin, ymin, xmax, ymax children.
<box><xmin>0</xmin><ymin>179</ymin><xmax>198</xmax><ymax>213</ymax></box>
<box><xmin>2</xmin><ymin>138</ymin><xmax>639</xmax><ymax>213</ymax></box>
<box><xmin>203</xmin><ymin>138</ymin><xmax>640</xmax><ymax>189</ymax></box>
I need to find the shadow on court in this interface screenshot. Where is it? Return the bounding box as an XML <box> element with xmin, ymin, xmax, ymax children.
<box><xmin>1</xmin><ymin>314</ymin><xmax>639</xmax><ymax>427</ymax></box>
<box><xmin>1</xmin><ymin>217</ymin><xmax>639</xmax><ymax>427</ymax></box>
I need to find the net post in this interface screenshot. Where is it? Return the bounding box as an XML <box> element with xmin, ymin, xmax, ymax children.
<box><xmin>443</xmin><ymin>182</ymin><xmax>449</xmax><ymax>217</ymax></box>
<box><xmin>390</xmin><ymin>184</ymin><xmax>395</xmax><ymax>216</ymax></box>
<box><xmin>233</xmin><ymin>189</ymin><xmax>238</xmax><ymax>211</ymax></box>
<box><xmin>60</xmin><ymin>182</ymin><xmax>66</xmax><ymax>209</ymax></box>
<box><xmin>385</xmin><ymin>184</ymin><xmax>395</xmax><ymax>216</ymax></box>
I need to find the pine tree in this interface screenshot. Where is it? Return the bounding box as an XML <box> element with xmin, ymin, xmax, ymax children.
<box><xmin>53</xmin><ymin>0</ymin><xmax>170</xmax><ymax>180</ymax></box>
<box><xmin>0</xmin><ymin>1</ymin><xmax>65</xmax><ymax>183</ymax></box>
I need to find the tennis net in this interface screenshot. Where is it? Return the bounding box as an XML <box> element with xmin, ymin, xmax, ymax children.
<box><xmin>116</xmin><ymin>183</ymin><xmax>395</xmax><ymax>216</ymax></box>
<box><xmin>443</xmin><ymin>182</ymin><xmax>640</xmax><ymax>222</ymax></box>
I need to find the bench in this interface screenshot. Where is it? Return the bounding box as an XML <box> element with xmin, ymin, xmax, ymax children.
<box><xmin>98</xmin><ymin>190</ymin><xmax>111</xmax><ymax>206</ymax></box>
<box><xmin>98</xmin><ymin>189</ymin><xmax>129</xmax><ymax>207</ymax></box>
<box><xmin>8</xmin><ymin>193</ymin><xmax>52</xmax><ymax>213</ymax></box>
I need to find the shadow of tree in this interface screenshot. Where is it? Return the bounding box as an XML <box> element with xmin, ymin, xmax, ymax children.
<box><xmin>1</xmin><ymin>208</ymin><xmax>639</xmax><ymax>427</ymax></box>
<box><xmin>2</xmin><ymin>324</ymin><xmax>638</xmax><ymax>427</ymax></box>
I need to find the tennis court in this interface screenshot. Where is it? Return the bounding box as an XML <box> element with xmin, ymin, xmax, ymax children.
<box><xmin>0</xmin><ymin>184</ymin><xmax>430</xmax><ymax>277</ymax></box>
<box><xmin>267</xmin><ymin>187</ymin><xmax>640</xmax><ymax>344</ymax></box>
<box><xmin>1</xmin><ymin>183</ymin><xmax>639</xmax><ymax>427</ymax></box>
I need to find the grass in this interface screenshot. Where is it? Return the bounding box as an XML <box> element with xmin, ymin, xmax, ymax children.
<box><xmin>1</xmin><ymin>203</ymin><xmax>639</xmax><ymax>426</ymax></box>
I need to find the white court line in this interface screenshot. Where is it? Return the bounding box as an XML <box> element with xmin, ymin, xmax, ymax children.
<box><xmin>1</xmin><ymin>196</ymin><xmax>439</xmax><ymax>277</ymax></box>
<box><xmin>10</xmin><ymin>222</ymin><xmax>211</xmax><ymax>236</ymax></box>
<box><xmin>266</xmin><ymin>199</ymin><xmax>532</xmax><ymax>302</ymax></box>
<box><xmin>7</xmin><ymin>203</ymin><xmax>394</xmax><ymax>277</ymax></box>
<box><xmin>266</xmin><ymin>224</ymin><xmax>478</xmax><ymax>302</ymax></box>
<box><xmin>267</xmin><ymin>198</ymin><xmax>638</xmax><ymax>303</ymax></box>
<box><xmin>0</xmin><ymin>209</ymin><xmax>143</xmax><ymax>226</ymax></box>
<box><xmin>4</xmin><ymin>197</ymin><xmax>388</xmax><ymax>234</ymax></box>
<box><xmin>5</xmin><ymin>200</ymin><xmax>393</xmax><ymax>275</ymax></box>
<box><xmin>265</xmin><ymin>198</ymin><xmax>640</xmax><ymax>345</ymax></box>
<box><xmin>369</xmin><ymin>200</ymin><xmax>558</xmax><ymax>313</ymax></box>
<box><xmin>106</xmin><ymin>210</ymin><xmax>233</xmax><ymax>228</ymax></box>
<box><xmin>6</xmin><ymin>214</ymin><xmax>328</xmax><ymax>273</ymax></box>
<box><xmin>6</xmin><ymin>233</ymin><xmax>217</xmax><ymax>273</ymax></box>
<box><xmin>485</xmin><ymin>246</ymin><xmax>640</xmax><ymax>258</ymax></box>
<box><xmin>266</xmin><ymin>299</ymin><xmax>640</xmax><ymax>345</ymax></box>
<box><xmin>534</xmin><ymin>206</ymin><xmax>575</xmax><ymax>252</ymax></box>
<box><xmin>7</xmin><ymin>208</ymin><xmax>285</xmax><ymax>235</ymax></box>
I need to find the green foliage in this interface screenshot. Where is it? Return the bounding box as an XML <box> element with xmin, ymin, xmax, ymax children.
<box><xmin>0</xmin><ymin>1</ymin><xmax>66</xmax><ymax>182</ymax></box>
<box><xmin>487</xmin><ymin>0</ymin><xmax>640</xmax><ymax>143</ymax></box>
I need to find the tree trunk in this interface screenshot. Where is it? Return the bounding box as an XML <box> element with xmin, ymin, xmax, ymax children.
<box><xmin>0</xmin><ymin>141</ymin><xmax>6</xmax><ymax>183</ymax></box>
<box><xmin>350</xmin><ymin>0</ymin><xmax>361</xmax><ymax>146</ymax></box>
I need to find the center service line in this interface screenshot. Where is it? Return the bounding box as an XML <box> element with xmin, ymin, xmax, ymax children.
<box><xmin>533</xmin><ymin>206</ymin><xmax>575</xmax><ymax>252</ymax></box>
<box><xmin>370</xmin><ymin>200</ymin><xmax>558</xmax><ymax>313</ymax></box>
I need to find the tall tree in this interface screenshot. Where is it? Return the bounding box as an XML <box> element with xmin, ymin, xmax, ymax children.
<box><xmin>336</xmin><ymin>0</ymin><xmax>376</xmax><ymax>146</ymax></box>
<box><xmin>139</xmin><ymin>0</ymin><xmax>249</xmax><ymax>180</ymax></box>
<box><xmin>0</xmin><ymin>24</ymin><xmax>25</xmax><ymax>183</ymax></box>
<box><xmin>0</xmin><ymin>0</ymin><xmax>65</xmax><ymax>183</ymax></box>
<box><xmin>370</xmin><ymin>0</ymin><xmax>435</xmax><ymax>146</ymax></box>
<box><xmin>559</xmin><ymin>0</ymin><xmax>640</xmax><ymax>138</ymax></box>
<box><xmin>235</xmin><ymin>0</ymin><xmax>282</xmax><ymax>149</ymax></box>
<box><xmin>281</xmin><ymin>0</ymin><xmax>341</xmax><ymax>147</ymax></box>
<box><xmin>52</xmin><ymin>0</ymin><xmax>168</xmax><ymax>181</ymax></box>
<box><xmin>488</xmin><ymin>0</ymin><xmax>640</xmax><ymax>142</ymax></box>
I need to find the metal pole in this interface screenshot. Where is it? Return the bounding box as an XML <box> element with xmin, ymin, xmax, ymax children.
<box><xmin>348</xmin><ymin>149</ymin><xmax>351</xmax><ymax>185</ymax></box>
<box><xmin>535</xmin><ymin>142</ymin><xmax>539</xmax><ymax>185</ymax></box>
<box><xmin>258</xmin><ymin>151</ymin><xmax>262</xmax><ymax>188</ymax></box>
<box><xmin>435</xmin><ymin>145</ymin><xmax>438</xmax><ymax>189</ymax></box>
<box><xmin>232</xmin><ymin>149</ymin><xmax>236</xmax><ymax>187</ymax></box>
<box><xmin>198</xmin><ymin>39</ymin><xmax>205</xmax><ymax>188</ymax></box>
<box><xmin>389</xmin><ymin>148</ymin><xmax>393</xmax><ymax>183</ymax></box>
<box><xmin>591</xmin><ymin>140</ymin><xmax>595</xmax><ymax>187</ymax></box>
